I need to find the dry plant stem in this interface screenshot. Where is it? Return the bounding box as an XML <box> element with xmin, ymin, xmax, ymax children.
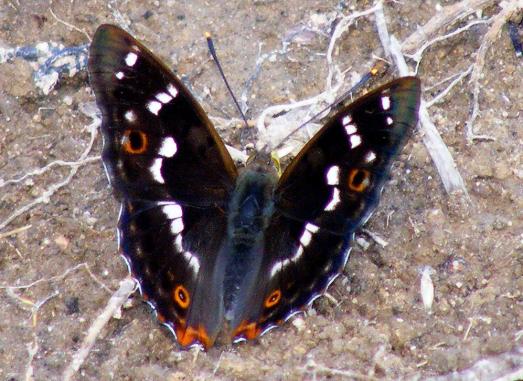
<box><xmin>0</xmin><ymin>262</ymin><xmax>113</xmax><ymax>294</ymax></box>
<box><xmin>6</xmin><ymin>289</ymin><xmax>59</xmax><ymax>381</ymax></box>
<box><xmin>401</xmin><ymin>0</ymin><xmax>498</xmax><ymax>53</ymax></box>
<box><xmin>49</xmin><ymin>7</ymin><xmax>91</xmax><ymax>41</ymax></box>
<box><xmin>325</xmin><ymin>3</ymin><xmax>381</xmax><ymax>89</ymax></box>
<box><xmin>0</xmin><ymin>122</ymin><xmax>98</xmax><ymax>232</ymax></box>
<box><xmin>62</xmin><ymin>277</ymin><xmax>136</xmax><ymax>381</ymax></box>
<box><xmin>374</xmin><ymin>1</ymin><xmax>390</xmax><ymax>59</ymax></box>
<box><xmin>303</xmin><ymin>358</ymin><xmax>379</xmax><ymax>380</ymax></box>
<box><xmin>466</xmin><ymin>0</ymin><xmax>523</xmax><ymax>142</ymax></box>
<box><xmin>0</xmin><ymin>224</ymin><xmax>32</xmax><ymax>239</ymax></box>
<box><xmin>425</xmin><ymin>66</ymin><xmax>473</xmax><ymax>107</ymax></box>
<box><xmin>421</xmin><ymin>348</ymin><xmax>523</xmax><ymax>381</ymax></box>
<box><xmin>361</xmin><ymin>228</ymin><xmax>389</xmax><ymax>247</ymax></box>
<box><xmin>376</xmin><ymin>5</ymin><xmax>469</xmax><ymax>195</ymax></box>
<box><xmin>407</xmin><ymin>19</ymin><xmax>491</xmax><ymax>74</ymax></box>
<box><xmin>419</xmin><ymin>102</ymin><xmax>469</xmax><ymax>195</ymax></box>
<box><xmin>0</xmin><ymin>156</ymin><xmax>99</xmax><ymax>188</ymax></box>
<box><xmin>256</xmin><ymin>4</ymin><xmax>382</xmax><ymax>151</ymax></box>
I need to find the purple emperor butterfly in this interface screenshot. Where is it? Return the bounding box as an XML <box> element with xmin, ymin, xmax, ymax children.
<box><xmin>88</xmin><ymin>24</ymin><xmax>421</xmax><ymax>349</ymax></box>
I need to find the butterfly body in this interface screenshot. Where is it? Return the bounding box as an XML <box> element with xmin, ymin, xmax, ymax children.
<box><xmin>222</xmin><ymin>167</ymin><xmax>276</xmax><ymax>317</ymax></box>
<box><xmin>88</xmin><ymin>24</ymin><xmax>421</xmax><ymax>349</ymax></box>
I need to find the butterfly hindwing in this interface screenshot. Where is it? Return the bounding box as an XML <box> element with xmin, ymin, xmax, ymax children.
<box><xmin>88</xmin><ymin>24</ymin><xmax>238</xmax><ymax>348</ymax></box>
<box><xmin>231</xmin><ymin>78</ymin><xmax>421</xmax><ymax>340</ymax></box>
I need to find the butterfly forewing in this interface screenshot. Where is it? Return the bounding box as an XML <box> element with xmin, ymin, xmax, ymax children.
<box><xmin>231</xmin><ymin>78</ymin><xmax>421</xmax><ymax>341</ymax></box>
<box><xmin>88</xmin><ymin>24</ymin><xmax>238</xmax><ymax>348</ymax></box>
<box><xmin>89</xmin><ymin>24</ymin><xmax>237</xmax><ymax>205</ymax></box>
<box><xmin>276</xmin><ymin>78</ymin><xmax>421</xmax><ymax>234</ymax></box>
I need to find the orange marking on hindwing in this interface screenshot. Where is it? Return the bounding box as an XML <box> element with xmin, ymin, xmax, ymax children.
<box><xmin>233</xmin><ymin>320</ymin><xmax>262</xmax><ymax>341</ymax></box>
<box><xmin>175</xmin><ymin>324</ymin><xmax>212</xmax><ymax>349</ymax></box>
<box><xmin>122</xmin><ymin>129</ymin><xmax>148</xmax><ymax>154</ymax></box>
<box><xmin>173</xmin><ymin>285</ymin><xmax>190</xmax><ymax>309</ymax></box>
<box><xmin>347</xmin><ymin>168</ymin><xmax>371</xmax><ymax>192</ymax></box>
<box><xmin>264</xmin><ymin>289</ymin><xmax>282</xmax><ymax>308</ymax></box>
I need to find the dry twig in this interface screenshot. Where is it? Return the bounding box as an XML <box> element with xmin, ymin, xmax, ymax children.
<box><xmin>402</xmin><ymin>0</ymin><xmax>498</xmax><ymax>53</ymax></box>
<box><xmin>465</xmin><ymin>0</ymin><xmax>523</xmax><ymax>142</ymax></box>
<box><xmin>62</xmin><ymin>278</ymin><xmax>136</xmax><ymax>381</ymax></box>
<box><xmin>376</xmin><ymin>8</ymin><xmax>469</xmax><ymax>195</ymax></box>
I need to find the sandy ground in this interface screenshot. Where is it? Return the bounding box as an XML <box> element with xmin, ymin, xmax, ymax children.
<box><xmin>0</xmin><ymin>0</ymin><xmax>522</xmax><ymax>380</ymax></box>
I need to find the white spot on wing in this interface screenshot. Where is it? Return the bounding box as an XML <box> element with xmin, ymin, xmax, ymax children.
<box><xmin>305</xmin><ymin>222</ymin><xmax>320</xmax><ymax>233</ymax></box>
<box><xmin>158</xmin><ymin>137</ymin><xmax>178</xmax><ymax>157</ymax></box>
<box><xmin>299</xmin><ymin>230</ymin><xmax>312</xmax><ymax>247</ymax></box>
<box><xmin>324</xmin><ymin>187</ymin><xmax>341</xmax><ymax>211</ymax></box>
<box><xmin>167</xmin><ymin>83</ymin><xmax>179</xmax><ymax>98</ymax></box>
<box><xmin>124</xmin><ymin>110</ymin><xmax>136</xmax><ymax>122</ymax></box>
<box><xmin>125</xmin><ymin>52</ymin><xmax>138</xmax><ymax>67</ymax></box>
<box><xmin>170</xmin><ymin>218</ymin><xmax>184</xmax><ymax>234</ymax></box>
<box><xmin>381</xmin><ymin>95</ymin><xmax>391</xmax><ymax>110</ymax></box>
<box><xmin>183</xmin><ymin>251</ymin><xmax>200</xmax><ymax>274</ymax></box>
<box><xmin>162</xmin><ymin>203</ymin><xmax>183</xmax><ymax>219</ymax></box>
<box><xmin>115</xmin><ymin>71</ymin><xmax>125</xmax><ymax>80</ymax></box>
<box><xmin>156</xmin><ymin>92</ymin><xmax>173</xmax><ymax>104</ymax></box>
<box><xmin>386</xmin><ymin>116</ymin><xmax>394</xmax><ymax>125</ymax></box>
<box><xmin>326</xmin><ymin>166</ymin><xmax>340</xmax><ymax>185</ymax></box>
<box><xmin>341</xmin><ymin>115</ymin><xmax>352</xmax><ymax>125</ymax></box>
<box><xmin>268</xmin><ymin>222</ymin><xmax>321</xmax><ymax>277</ymax></box>
<box><xmin>292</xmin><ymin>245</ymin><xmax>304</xmax><ymax>260</ymax></box>
<box><xmin>175</xmin><ymin>235</ymin><xmax>183</xmax><ymax>252</ymax></box>
<box><xmin>150</xmin><ymin>158</ymin><xmax>164</xmax><ymax>183</ymax></box>
<box><xmin>350</xmin><ymin>134</ymin><xmax>362</xmax><ymax>148</ymax></box>
<box><xmin>344</xmin><ymin>124</ymin><xmax>357</xmax><ymax>135</ymax></box>
<box><xmin>147</xmin><ymin>100</ymin><xmax>162</xmax><ymax>115</ymax></box>
<box><xmin>364</xmin><ymin>151</ymin><xmax>377</xmax><ymax>163</ymax></box>
<box><xmin>270</xmin><ymin>262</ymin><xmax>283</xmax><ymax>277</ymax></box>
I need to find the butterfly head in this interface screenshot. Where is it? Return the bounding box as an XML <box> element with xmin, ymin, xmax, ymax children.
<box><xmin>244</xmin><ymin>151</ymin><xmax>281</xmax><ymax>178</ymax></box>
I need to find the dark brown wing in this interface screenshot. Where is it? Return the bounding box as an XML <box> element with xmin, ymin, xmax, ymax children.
<box><xmin>89</xmin><ymin>24</ymin><xmax>238</xmax><ymax>348</ymax></box>
<box><xmin>230</xmin><ymin>78</ymin><xmax>421</xmax><ymax>341</ymax></box>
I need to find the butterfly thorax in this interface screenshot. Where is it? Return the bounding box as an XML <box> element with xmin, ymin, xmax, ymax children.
<box><xmin>227</xmin><ymin>167</ymin><xmax>276</xmax><ymax>248</ymax></box>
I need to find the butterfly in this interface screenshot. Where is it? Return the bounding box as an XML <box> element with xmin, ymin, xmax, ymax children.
<box><xmin>88</xmin><ymin>24</ymin><xmax>421</xmax><ymax>349</ymax></box>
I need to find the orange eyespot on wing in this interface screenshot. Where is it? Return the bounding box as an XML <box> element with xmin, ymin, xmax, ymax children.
<box><xmin>173</xmin><ymin>284</ymin><xmax>190</xmax><ymax>309</ymax></box>
<box><xmin>122</xmin><ymin>129</ymin><xmax>148</xmax><ymax>154</ymax></box>
<box><xmin>264</xmin><ymin>289</ymin><xmax>282</xmax><ymax>308</ymax></box>
<box><xmin>347</xmin><ymin>168</ymin><xmax>371</xmax><ymax>192</ymax></box>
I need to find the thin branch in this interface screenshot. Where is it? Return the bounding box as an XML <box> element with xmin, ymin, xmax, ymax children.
<box><xmin>0</xmin><ymin>262</ymin><xmax>113</xmax><ymax>294</ymax></box>
<box><xmin>401</xmin><ymin>0</ymin><xmax>497</xmax><ymax>53</ymax></box>
<box><xmin>0</xmin><ymin>113</ymin><xmax>99</xmax><ymax>232</ymax></box>
<box><xmin>425</xmin><ymin>66</ymin><xmax>473</xmax><ymax>107</ymax></box>
<box><xmin>62</xmin><ymin>278</ymin><xmax>136</xmax><ymax>381</ymax></box>
<box><xmin>465</xmin><ymin>0</ymin><xmax>523</xmax><ymax>142</ymax></box>
<box><xmin>407</xmin><ymin>19</ymin><xmax>491</xmax><ymax>74</ymax></box>
<box><xmin>49</xmin><ymin>7</ymin><xmax>91</xmax><ymax>42</ymax></box>
<box><xmin>377</xmin><ymin>8</ymin><xmax>469</xmax><ymax>196</ymax></box>
<box><xmin>0</xmin><ymin>156</ymin><xmax>99</xmax><ymax>188</ymax></box>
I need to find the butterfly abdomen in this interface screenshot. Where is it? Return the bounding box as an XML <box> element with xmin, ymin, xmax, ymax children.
<box><xmin>220</xmin><ymin>169</ymin><xmax>277</xmax><ymax>318</ymax></box>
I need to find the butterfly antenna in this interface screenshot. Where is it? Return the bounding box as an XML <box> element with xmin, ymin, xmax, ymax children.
<box><xmin>205</xmin><ymin>32</ymin><xmax>249</xmax><ymax>129</ymax></box>
<box><xmin>273</xmin><ymin>61</ymin><xmax>388</xmax><ymax>152</ymax></box>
